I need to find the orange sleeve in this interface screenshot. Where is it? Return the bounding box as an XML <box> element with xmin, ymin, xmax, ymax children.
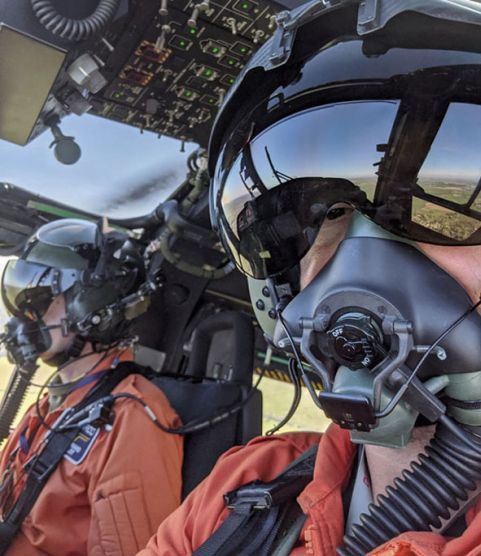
<box><xmin>369</xmin><ymin>515</ymin><xmax>481</xmax><ymax>556</ymax></box>
<box><xmin>368</xmin><ymin>534</ymin><xmax>446</xmax><ymax>556</ymax></box>
<box><xmin>86</xmin><ymin>375</ymin><xmax>183</xmax><ymax>556</ymax></box>
<box><xmin>138</xmin><ymin>431</ymin><xmax>321</xmax><ymax>556</ymax></box>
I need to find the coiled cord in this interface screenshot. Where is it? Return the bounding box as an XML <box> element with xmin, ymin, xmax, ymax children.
<box><xmin>30</xmin><ymin>0</ymin><xmax>120</xmax><ymax>41</ymax></box>
<box><xmin>338</xmin><ymin>414</ymin><xmax>481</xmax><ymax>555</ymax></box>
<box><xmin>0</xmin><ymin>364</ymin><xmax>37</xmax><ymax>442</ymax></box>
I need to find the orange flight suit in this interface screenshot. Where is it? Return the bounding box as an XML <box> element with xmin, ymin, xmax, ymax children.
<box><xmin>139</xmin><ymin>424</ymin><xmax>481</xmax><ymax>556</ymax></box>
<box><xmin>0</xmin><ymin>354</ymin><xmax>183</xmax><ymax>555</ymax></box>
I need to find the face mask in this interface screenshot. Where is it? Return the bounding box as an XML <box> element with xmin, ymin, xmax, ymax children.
<box><xmin>1</xmin><ymin>315</ymin><xmax>69</xmax><ymax>369</ymax></box>
<box><xmin>275</xmin><ymin>213</ymin><xmax>481</xmax><ymax>447</ymax></box>
<box><xmin>3</xmin><ymin>317</ymin><xmax>51</xmax><ymax>368</ymax></box>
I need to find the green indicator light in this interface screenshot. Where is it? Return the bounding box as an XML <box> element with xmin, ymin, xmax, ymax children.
<box><xmin>204</xmin><ymin>69</ymin><xmax>213</xmax><ymax>76</ymax></box>
<box><xmin>241</xmin><ymin>2</ymin><xmax>250</xmax><ymax>9</ymax></box>
<box><xmin>228</xmin><ymin>59</ymin><xmax>235</xmax><ymax>65</ymax></box>
<box><xmin>189</xmin><ymin>28</ymin><xmax>197</xmax><ymax>35</ymax></box>
<box><xmin>180</xmin><ymin>40</ymin><xmax>187</xmax><ymax>47</ymax></box>
<box><xmin>113</xmin><ymin>91</ymin><xmax>122</xmax><ymax>99</ymax></box>
<box><xmin>184</xmin><ymin>90</ymin><xmax>193</xmax><ymax>97</ymax></box>
<box><xmin>240</xmin><ymin>47</ymin><xmax>248</xmax><ymax>53</ymax></box>
<box><xmin>211</xmin><ymin>46</ymin><xmax>220</xmax><ymax>54</ymax></box>
<box><xmin>228</xmin><ymin>78</ymin><xmax>235</xmax><ymax>84</ymax></box>
<box><xmin>209</xmin><ymin>98</ymin><xmax>215</xmax><ymax>103</ymax></box>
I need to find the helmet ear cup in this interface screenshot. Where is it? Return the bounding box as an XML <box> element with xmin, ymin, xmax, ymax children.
<box><xmin>64</xmin><ymin>267</ymin><xmax>138</xmax><ymax>344</ymax></box>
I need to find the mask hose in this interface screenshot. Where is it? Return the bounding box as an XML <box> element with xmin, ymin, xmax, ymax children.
<box><xmin>0</xmin><ymin>319</ymin><xmax>68</xmax><ymax>442</ymax></box>
<box><xmin>0</xmin><ymin>363</ymin><xmax>38</xmax><ymax>442</ymax></box>
<box><xmin>338</xmin><ymin>414</ymin><xmax>481</xmax><ymax>555</ymax></box>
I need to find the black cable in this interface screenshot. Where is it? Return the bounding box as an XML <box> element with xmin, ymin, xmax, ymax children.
<box><xmin>376</xmin><ymin>297</ymin><xmax>481</xmax><ymax>419</ymax></box>
<box><xmin>266</xmin><ymin>358</ymin><xmax>302</xmax><ymax>436</ymax></box>
<box><xmin>30</xmin><ymin>0</ymin><xmax>120</xmax><ymax>42</ymax></box>
<box><xmin>187</xmin><ymin>150</ymin><xmax>200</xmax><ymax>172</ymax></box>
<box><xmin>33</xmin><ymin>346</ymin><xmax>118</xmax><ymax>433</ymax></box>
<box><xmin>277</xmin><ymin>311</ymin><xmax>325</xmax><ymax>411</ymax></box>
<box><xmin>111</xmin><ymin>368</ymin><xmax>266</xmax><ymax>436</ymax></box>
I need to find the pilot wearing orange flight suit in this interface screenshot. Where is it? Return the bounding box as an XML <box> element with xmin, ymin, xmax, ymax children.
<box><xmin>0</xmin><ymin>219</ymin><xmax>183</xmax><ymax>555</ymax></box>
<box><xmin>0</xmin><ymin>350</ymin><xmax>182</xmax><ymax>556</ymax></box>
<box><xmin>140</xmin><ymin>427</ymin><xmax>481</xmax><ymax>556</ymax></box>
<box><xmin>138</xmin><ymin>1</ymin><xmax>481</xmax><ymax>555</ymax></box>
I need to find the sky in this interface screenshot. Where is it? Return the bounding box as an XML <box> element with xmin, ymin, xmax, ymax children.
<box><xmin>418</xmin><ymin>102</ymin><xmax>481</xmax><ymax>183</ymax></box>
<box><xmin>247</xmin><ymin>100</ymin><xmax>481</xmax><ymax>189</ymax></box>
<box><xmin>245</xmin><ymin>101</ymin><xmax>399</xmax><ymax>191</ymax></box>
<box><xmin>0</xmin><ymin>112</ymin><xmax>198</xmax><ymax>218</ymax></box>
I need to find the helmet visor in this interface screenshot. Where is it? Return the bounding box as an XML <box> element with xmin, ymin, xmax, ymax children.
<box><xmin>215</xmin><ymin>98</ymin><xmax>481</xmax><ymax>278</ymax></box>
<box><xmin>1</xmin><ymin>259</ymin><xmax>81</xmax><ymax>317</ymax></box>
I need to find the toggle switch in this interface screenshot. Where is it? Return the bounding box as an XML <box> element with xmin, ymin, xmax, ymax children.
<box><xmin>252</xmin><ymin>29</ymin><xmax>264</xmax><ymax>44</ymax></box>
<box><xmin>155</xmin><ymin>24</ymin><xmax>172</xmax><ymax>51</ymax></box>
<box><xmin>159</xmin><ymin>0</ymin><xmax>168</xmax><ymax>16</ymax></box>
<box><xmin>188</xmin><ymin>1</ymin><xmax>210</xmax><ymax>28</ymax></box>
<box><xmin>225</xmin><ymin>17</ymin><xmax>237</xmax><ymax>35</ymax></box>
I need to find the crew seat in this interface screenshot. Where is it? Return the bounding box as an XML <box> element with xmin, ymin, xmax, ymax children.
<box><xmin>152</xmin><ymin>311</ymin><xmax>262</xmax><ymax>498</ymax></box>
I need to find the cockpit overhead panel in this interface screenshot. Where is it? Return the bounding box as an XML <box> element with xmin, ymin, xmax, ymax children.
<box><xmin>0</xmin><ymin>0</ymin><xmax>299</xmax><ymax>151</ymax></box>
<box><xmin>89</xmin><ymin>0</ymin><xmax>281</xmax><ymax>147</ymax></box>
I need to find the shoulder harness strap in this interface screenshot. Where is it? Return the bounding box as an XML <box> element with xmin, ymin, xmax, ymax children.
<box><xmin>193</xmin><ymin>444</ymin><xmax>318</xmax><ymax>556</ymax></box>
<box><xmin>0</xmin><ymin>361</ymin><xmax>139</xmax><ymax>554</ymax></box>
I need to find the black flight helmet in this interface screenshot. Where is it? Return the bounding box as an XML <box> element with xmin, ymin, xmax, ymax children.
<box><xmin>1</xmin><ymin>218</ymin><xmax>144</xmax><ymax>345</ymax></box>
<box><xmin>209</xmin><ymin>0</ymin><xmax>481</xmax><ymax>280</ymax></box>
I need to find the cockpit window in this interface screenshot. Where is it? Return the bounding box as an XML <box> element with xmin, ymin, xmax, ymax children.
<box><xmin>0</xmin><ymin>114</ymin><xmax>197</xmax><ymax>218</ymax></box>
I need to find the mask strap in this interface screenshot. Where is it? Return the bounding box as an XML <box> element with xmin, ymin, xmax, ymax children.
<box><xmin>39</xmin><ymin>318</ymin><xmax>70</xmax><ymax>336</ymax></box>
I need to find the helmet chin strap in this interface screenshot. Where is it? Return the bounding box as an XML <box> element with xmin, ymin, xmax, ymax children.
<box><xmin>40</xmin><ymin>318</ymin><xmax>87</xmax><ymax>368</ymax></box>
<box><xmin>41</xmin><ymin>318</ymin><xmax>69</xmax><ymax>336</ymax></box>
<box><xmin>43</xmin><ymin>336</ymin><xmax>87</xmax><ymax>368</ymax></box>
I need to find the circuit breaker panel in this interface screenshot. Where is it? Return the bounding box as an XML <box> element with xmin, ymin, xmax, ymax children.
<box><xmin>89</xmin><ymin>0</ymin><xmax>281</xmax><ymax>146</ymax></box>
<box><xmin>0</xmin><ymin>0</ymin><xmax>305</xmax><ymax>148</ymax></box>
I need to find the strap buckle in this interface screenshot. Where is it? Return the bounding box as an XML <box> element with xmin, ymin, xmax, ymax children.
<box><xmin>24</xmin><ymin>453</ymin><xmax>58</xmax><ymax>483</ymax></box>
<box><xmin>60</xmin><ymin>396</ymin><xmax>115</xmax><ymax>430</ymax></box>
<box><xmin>224</xmin><ymin>481</ymin><xmax>275</xmax><ymax>510</ymax></box>
<box><xmin>224</xmin><ymin>448</ymin><xmax>318</xmax><ymax>512</ymax></box>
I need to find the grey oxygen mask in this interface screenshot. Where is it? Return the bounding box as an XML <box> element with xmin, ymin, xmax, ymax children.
<box><xmin>274</xmin><ymin>213</ymin><xmax>481</xmax><ymax>447</ymax></box>
<box><xmin>1</xmin><ymin>316</ymin><xmax>55</xmax><ymax>369</ymax></box>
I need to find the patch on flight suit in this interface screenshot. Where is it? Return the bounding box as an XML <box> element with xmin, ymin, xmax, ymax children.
<box><xmin>64</xmin><ymin>424</ymin><xmax>100</xmax><ymax>465</ymax></box>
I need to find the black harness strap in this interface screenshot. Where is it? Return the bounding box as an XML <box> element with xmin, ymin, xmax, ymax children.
<box><xmin>0</xmin><ymin>362</ymin><xmax>139</xmax><ymax>554</ymax></box>
<box><xmin>193</xmin><ymin>445</ymin><xmax>318</xmax><ymax>556</ymax></box>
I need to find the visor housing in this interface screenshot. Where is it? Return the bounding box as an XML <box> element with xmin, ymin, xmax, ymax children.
<box><xmin>1</xmin><ymin>259</ymin><xmax>82</xmax><ymax>317</ymax></box>
<box><xmin>213</xmin><ymin>58</ymin><xmax>481</xmax><ymax>278</ymax></box>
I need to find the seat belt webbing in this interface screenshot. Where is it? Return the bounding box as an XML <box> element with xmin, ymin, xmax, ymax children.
<box><xmin>0</xmin><ymin>363</ymin><xmax>138</xmax><ymax>554</ymax></box>
<box><xmin>193</xmin><ymin>445</ymin><xmax>318</xmax><ymax>556</ymax></box>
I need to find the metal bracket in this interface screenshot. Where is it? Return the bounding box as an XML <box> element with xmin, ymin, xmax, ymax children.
<box><xmin>372</xmin><ymin>319</ymin><xmax>413</xmax><ymax>412</ymax></box>
<box><xmin>269</xmin><ymin>10</ymin><xmax>296</xmax><ymax>66</ymax></box>
<box><xmin>357</xmin><ymin>0</ymin><xmax>380</xmax><ymax>33</ymax></box>
<box><xmin>269</xmin><ymin>0</ymin><xmax>353</xmax><ymax>67</ymax></box>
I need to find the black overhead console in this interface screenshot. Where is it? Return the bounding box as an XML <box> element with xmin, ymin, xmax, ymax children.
<box><xmin>0</xmin><ymin>0</ymin><xmax>287</xmax><ymax>155</ymax></box>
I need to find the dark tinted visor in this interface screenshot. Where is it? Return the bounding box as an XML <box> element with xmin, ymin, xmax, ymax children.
<box><xmin>1</xmin><ymin>259</ymin><xmax>81</xmax><ymax>317</ymax></box>
<box><xmin>215</xmin><ymin>98</ymin><xmax>481</xmax><ymax>278</ymax></box>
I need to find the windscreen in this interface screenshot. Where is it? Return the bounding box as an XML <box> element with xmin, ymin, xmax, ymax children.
<box><xmin>0</xmin><ymin>113</ymin><xmax>198</xmax><ymax>219</ymax></box>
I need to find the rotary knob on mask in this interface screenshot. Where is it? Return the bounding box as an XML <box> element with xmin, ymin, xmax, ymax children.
<box><xmin>326</xmin><ymin>311</ymin><xmax>384</xmax><ymax>369</ymax></box>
